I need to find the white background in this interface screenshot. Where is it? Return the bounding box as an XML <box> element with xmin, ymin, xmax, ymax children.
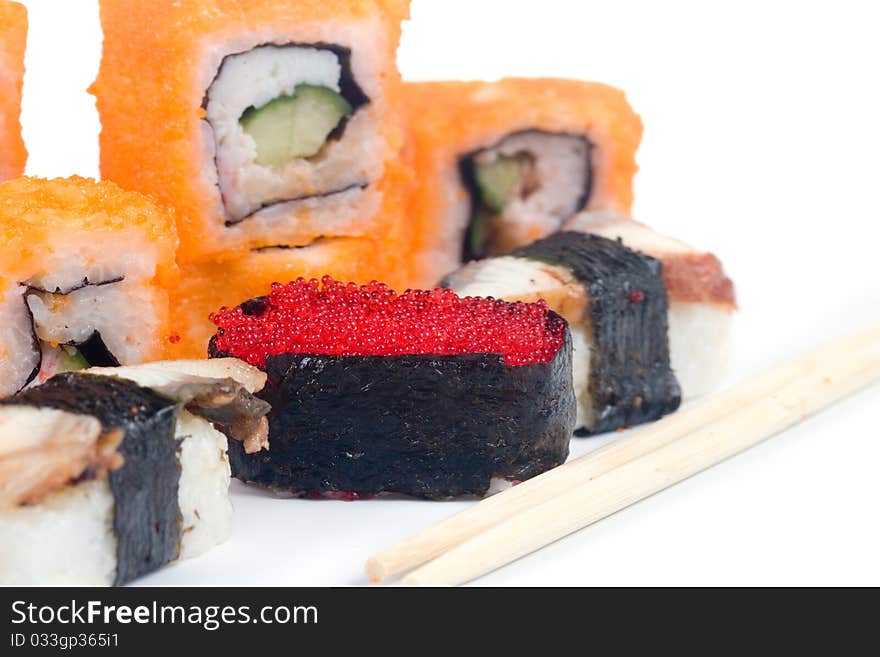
<box><xmin>15</xmin><ymin>0</ymin><xmax>879</xmax><ymax>585</ymax></box>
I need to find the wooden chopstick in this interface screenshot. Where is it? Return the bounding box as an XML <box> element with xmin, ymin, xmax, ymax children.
<box><xmin>399</xmin><ymin>323</ymin><xmax>880</xmax><ymax>586</ymax></box>
<box><xmin>366</xmin><ymin>323</ymin><xmax>880</xmax><ymax>583</ymax></box>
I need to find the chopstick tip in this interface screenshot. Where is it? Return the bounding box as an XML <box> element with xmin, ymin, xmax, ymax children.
<box><xmin>365</xmin><ymin>557</ymin><xmax>388</xmax><ymax>584</ymax></box>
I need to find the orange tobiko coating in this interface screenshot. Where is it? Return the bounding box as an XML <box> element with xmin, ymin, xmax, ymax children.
<box><xmin>0</xmin><ymin>1</ymin><xmax>27</xmax><ymax>181</ymax></box>
<box><xmin>167</xmin><ymin>236</ymin><xmax>410</xmax><ymax>360</ymax></box>
<box><xmin>0</xmin><ymin>176</ymin><xmax>179</xmax><ymax>290</ymax></box>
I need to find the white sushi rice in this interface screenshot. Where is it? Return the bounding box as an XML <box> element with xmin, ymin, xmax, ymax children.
<box><xmin>568</xmin><ymin>324</ymin><xmax>594</xmax><ymax>430</ymax></box>
<box><xmin>0</xmin><ymin>283</ymin><xmax>39</xmax><ymax>396</ymax></box>
<box><xmin>26</xmin><ymin>281</ymin><xmax>162</xmax><ymax>368</ymax></box>
<box><xmin>237</xmin><ymin>182</ymin><xmax>381</xmax><ymax>237</ymax></box>
<box><xmin>486</xmin><ymin>477</ymin><xmax>515</xmax><ymax>496</ymax></box>
<box><xmin>206</xmin><ymin>44</ymin><xmax>383</xmax><ymax>224</ymax></box>
<box><xmin>174</xmin><ymin>410</ymin><xmax>233</xmax><ymax>561</ymax></box>
<box><xmin>0</xmin><ymin>480</ymin><xmax>117</xmax><ymax>586</ymax></box>
<box><xmin>24</xmin><ymin>246</ymin><xmax>159</xmax><ymax>295</ymax></box>
<box><xmin>668</xmin><ymin>302</ymin><xmax>734</xmax><ymax>398</ymax></box>
<box><xmin>0</xmin><ymin>410</ymin><xmax>232</xmax><ymax>586</ymax></box>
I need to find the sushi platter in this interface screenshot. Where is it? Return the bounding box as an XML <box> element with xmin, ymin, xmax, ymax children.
<box><xmin>1</xmin><ymin>0</ymin><xmax>879</xmax><ymax>589</ymax></box>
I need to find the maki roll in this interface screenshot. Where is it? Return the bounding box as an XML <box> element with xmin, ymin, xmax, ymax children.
<box><xmin>0</xmin><ymin>177</ymin><xmax>179</xmax><ymax>397</ymax></box>
<box><xmin>92</xmin><ymin>0</ymin><xmax>412</xmax><ymax>262</ymax></box>
<box><xmin>402</xmin><ymin>79</ymin><xmax>642</xmax><ymax>285</ymax></box>
<box><xmin>443</xmin><ymin>232</ymin><xmax>682</xmax><ymax>434</ymax></box>
<box><xmin>564</xmin><ymin>210</ymin><xmax>737</xmax><ymax>398</ymax></box>
<box><xmin>169</xmin><ymin>236</ymin><xmax>411</xmax><ymax>359</ymax></box>
<box><xmin>209</xmin><ymin>277</ymin><xmax>575</xmax><ymax>499</ymax></box>
<box><xmin>0</xmin><ymin>1</ymin><xmax>26</xmax><ymax>181</ymax></box>
<box><xmin>0</xmin><ymin>359</ymin><xmax>270</xmax><ymax>586</ymax></box>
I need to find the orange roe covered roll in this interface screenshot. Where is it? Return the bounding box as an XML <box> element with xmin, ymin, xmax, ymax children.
<box><xmin>0</xmin><ymin>1</ymin><xmax>27</xmax><ymax>181</ymax></box>
<box><xmin>402</xmin><ymin>79</ymin><xmax>643</xmax><ymax>286</ymax></box>
<box><xmin>169</xmin><ymin>236</ymin><xmax>409</xmax><ymax>359</ymax></box>
<box><xmin>0</xmin><ymin>177</ymin><xmax>179</xmax><ymax>396</ymax></box>
<box><xmin>92</xmin><ymin>0</ymin><xmax>411</xmax><ymax>263</ymax></box>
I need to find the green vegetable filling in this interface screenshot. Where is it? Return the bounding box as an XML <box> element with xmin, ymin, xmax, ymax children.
<box><xmin>465</xmin><ymin>207</ymin><xmax>495</xmax><ymax>262</ymax></box>
<box><xmin>474</xmin><ymin>155</ymin><xmax>526</xmax><ymax>213</ymax></box>
<box><xmin>464</xmin><ymin>155</ymin><xmax>529</xmax><ymax>259</ymax></box>
<box><xmin>56</xmin><ymin>345</ymin><xmax>90</xmax><ymax>374</ymax></box>
<box><xmin>240</xmin><ymin>85</ymin><xmax>352</xmax><ymax>168</ymax></box>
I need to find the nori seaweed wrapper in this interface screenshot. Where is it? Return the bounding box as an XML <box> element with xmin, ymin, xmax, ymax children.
<box><xmin>4</xmin><ymin>373</ymin><xmax>181</xmax><ymax>585</ymax></box>
<box><xmin>513</xmin><ymin>232</ymin><xmax>681</xmax><ymax>435</ymax></box>
<box><xmin>212</xmin><ymin>326</ymin><xmax>575</xmax><ymax>499</ymax></box>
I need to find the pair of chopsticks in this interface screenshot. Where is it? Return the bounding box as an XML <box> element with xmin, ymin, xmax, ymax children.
<box><xmin>366</xmin><ymin>322</ymin><xmax>880</xmax><ymax>586</ymax></box>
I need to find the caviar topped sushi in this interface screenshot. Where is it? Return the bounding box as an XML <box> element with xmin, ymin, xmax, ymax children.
<box><xmin>210</xmin><ymin>277</ymin><xmax>575</xmax><ymax>499</ymax></box>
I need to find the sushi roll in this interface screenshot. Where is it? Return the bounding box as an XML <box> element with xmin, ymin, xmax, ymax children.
<box><xmin>402</xmin><ymin>79</ymin><xmax>642</xmax><ymax>285</ymax></box>
<box><xmin>0</xmin><ymin>1</ymin><xmax>26</xmax><ymax>181</ymax></box>
<box><xmin>92</xmin><ymin>0</ymin><xmax>412</xmax><ymax>262</ymax></box>
<box><xmin>564</xmin><ymin>210</ymin><xmax>737</xmax><ymax>398</ymax></box>
<box><xmin>169</xmin><ymin>236</ymin><xmax>412</xmax><ymax>359</ymax></box>
<box><xmin>0</xmin><ymin>177</ymin><xmax>179</xmax><ymax>397</ymax></box>
<box><xmin>0</xmin><ymin>358</ymin><xmax>270</xmax><ymax>586</ymax></box>
<box><xmin>209</xmin><ymin>277</ymin><xmax>576</xmax><ymax>499</ymax></box>
<box><xmin>442</xmin><ymin>232</ymin><xmax>682</xmax><ymax>434</ymax></box>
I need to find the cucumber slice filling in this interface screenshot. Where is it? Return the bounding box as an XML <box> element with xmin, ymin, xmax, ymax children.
<box><xmin>56</xmin><ymin>345</ymin><xmax>90</xmax><ymax>374</ymax></box>
<box><xmin>240</xmin><ymin>85</ymin><xmax>353</xmax><ymax>168</ymax></box>
<box><xmin>463</xmin><ymin>154</ymin><xmax>531</xmax><ymax>259</ymax></box>
<box><xmin>464</xmin><ymin>207</ymin><xmax>495</xmax><ymax>262</ymax></box>
<box><xmin>474</xmin><ymin>155</ymin><xmax>526</xmax><ymax>213</ymax></box>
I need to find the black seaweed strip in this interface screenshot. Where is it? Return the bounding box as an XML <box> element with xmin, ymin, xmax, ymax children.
<box><xmin>224</xmin><ymin>182</ymin><xmax>368</xmax><ymax>227</ymax></box>
<box><xmin>3</xmin><ymin>374</ymin><xmax>182</xmax><ymax>585</ymax></box>
<box><xmin>14</xmin><ymin>288</ymin><xmax>42</xmax><ymax>393</ymax></box>
<box><xmin>23</xmin><ymin>275</ymin><xmax>125</xmax><ymax>296</ymax></box>
<box><xmin>514</xmin><ymin>232</ymin><xmax>681</xmax><ymax>435</ymax></box>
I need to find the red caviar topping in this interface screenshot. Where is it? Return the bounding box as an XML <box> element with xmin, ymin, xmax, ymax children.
<box><xmin>211</xmin><ymin>277</ymin><xmax>566</xmax><ymax>367</ymax></box>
